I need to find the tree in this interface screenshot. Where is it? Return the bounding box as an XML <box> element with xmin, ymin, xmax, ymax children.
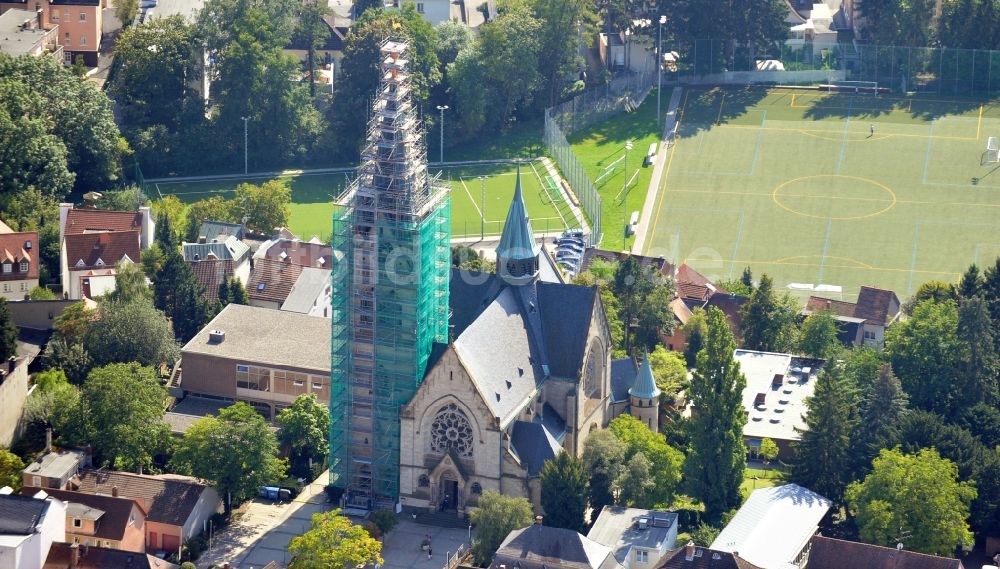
<box><xmin>609</xmin><ymin>414</ymin><xmax>684</xmax><ymax>506</ymax></box>
<box><xmin>28</xmin><ymin>286</ymin><xmax>56</xmax><ymax>300</ymax></box>
<box><xmin>152</xmin><ymin>197</ymin><xmax>187</xmax><ymax>247</ymax></box>
<box><xmin>789</xmin><ymin>366</ymin><xmax>859</xmax><ymax>503</ymax></box>
<box><xmin>903</xmin><ymin>280</ymin><xmax>957</xmax><ymax>314</ymax></box>
<box><xmin>854</xmin><ymin>364</ymin><xmax>908</xmax><ymax>474</ymax></box>
<box><xmin>798</xmin><ymin>310</ymin><xmax>841</xmax><ymax>360</ymax></box>
<box><xmin>171</xmin><ymin>402</ymin><xmax>286</xmax><ymax>512</ymax></box>
<box><xmin>171</xmin><ymin>277</ymin><xmax>211</xmax><ymax>343</ymax></box>
<box><xmin>41</xmin><ymin>338</ymin><xmax>91</xmax><ymax>386</ymax></box>
<box><xmin>531</xmin><ymin>0</ymin><xmax>595</xmax><ymax>108</ymax></box>
<box><xmin>52</xmin><ymin>301</ymin><xmax>94</xmax><ymax>346</ymax></box>
<box><xmin>758</xmin><ymin>438</ymin><xmax>779</xmax><ymax>472</ymax></box>
<box><xmin>0</xmin><ymin>82</ymin><xmax>74</xmax><ymax>198</ymax></box>
<box><xmin>368</xmin><ymin>508</ymin><xmax>398</xmax><ymax>536</ymax></box>
<box><xmin>648</xmin><ymin>346</ymin><xmax>688</xmax><ymax>401</ymax></box>
<box><xmin>185</xmin><ymin>197</ymin><xmax>235</xmax><ymax>241</ymax></box>
<box><xmin>539</xmin><ymin>452</ymin><xmax>588</xmax><ymax>533</ymax></box>
<box><xmin>219</xmin><ymin>278</ymin><xmax>249</xmax><ymax>306</ymax></box>
<box><xmin>618</xmin><ymin>452</ymin><xmax>656</xmax><ymax>508</ymax></box>
<box><xmin>681</xmin><ymin>307</ymin><xmax>708</xmax><ymax>367</ymax></box>
<box><xmin>958</xmin><ymin>264</ymin><xmax>983</xmax><ymax>300</ymax></box>
<box><xmin>885</xmin><ymin>298</ymin><xmax>961</xmax><ymax>414</ymax></box>
<box><xmin>77</xmin><ymin>363</ymin><xmax>170</xmax><ymax>472</ymax></box>
<box><xmin>684</xmin><ymin>306</ymin><xmax>747</xmax><ymax>521</ymax></box>
<box><xmin>957</xmin><ymin>403</ymin><xmax>1000</xmax><ymax>449</ymax></box>
<box><xmin>740</xmin><ymin>274</ymin><xmax>797</xmax><ymax>352</ymax></box>
<box><xmin>0</xmin><ymin>298</ymin><xmax>18</xmax><ymax>361</ymax></box>
<box><xmin>293</xmin><ymin>0</ymin><xmax>332</xmax><ymax>97</ymax></box>
<box><xmin>22</xmin><ymin>372</ymin><xmax>80</xmax><ymax>436</ymax></box>
<box><xmin>85</xmin><ymin>298</ymin><xmax>179</xmax><ymax>367</ymax></box>
<box><xmin>107</xmin><ymin>262</ymin><xmax>150</xmax><ymax>304</ymax></box>
<box><xmin>195</xmin><ymin>0</ymin><xmax>298</xmax><ymax>56</ymax></box>
<box><xmin>231</xmin><ymin>181</ymin><xmax>292</xmax><ymax>235</ymax></box>
<box><xmin>846</xmin><ymin>448</ymin><xmax>975</xmax><ymax>556</ymax></box>
<box><xmin>842</xmin><ymin>346</ymin><xmax>884</xmax><ymax>400</ymax></box>
<box><xmin>0</xmin><ymin>53</ymin><xmax>126</xmax><ymax>192</ymax></box>
<box><xmin>0</xmin><ymin>449</ymin><xmax>24</xmax><ymax>491</ymax></box>
<box><xmin>469</xmin><ymin>491</ymin><xmax>534</xmax><ymax>567</ymax></box>
<box><xmin>612</xmin><ymin>256</ymin><xmax>675</xmax><ymax>352</ymax></box>
<box><xmin>277</xmin><ymin>394</ymin><xmax>330</xmax><ymax>467</ymax></box>
<box><xmin>956</xmin><ymin>295</ymin><xmax>998</xmax><ymax>408</ymax></box>
<box><xmin>288</xmin><ymin>511</ymin><xmax>383</xmax><ymax>569</ymax></box>
<box><xmin>582</xmin><ymin>429</ymin><xmax>626</xmax><ymax>514</ymax></box>
<box><xmin>113</xmin><ymin>0</ymin><xmax>139</xmax><ymax>26</ymax></box>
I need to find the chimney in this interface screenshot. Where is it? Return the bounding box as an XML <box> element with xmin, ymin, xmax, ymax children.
<box><xmin>45</xmin><ymin>428</ymin><xmax>52</xmax><ymax>453</ymax></box>
<box><xmin>37</xmin><ymin>8</ymin><xmax>48</xmax><ymax>30</ymax></box>
<box><xmin>198</xmin><ymin>236</ymin><xmax>207</xmax><ymax>244</ymax></box>
<box><xmin>59</xmin><ymin>204</ymin><xmax>72</xmax><ymax>240</ymax></box>
<box><xmin>139</xmin><ymin>206</ymin><xmax>154</xmax><ymax>249</ymax></box>
<box><xmin>8</xmin><ymin>356</ymin><xmax>15</xmax><ymax>373</ymax></box>
<box><xmin>685</xmin><ymin>541</ymin><xmax>695</xmax><ymax>561</ymax></box>
<box><xmin>826</xmin><ymin>300</ymin><xmax>831</xmax><ymax>309</ymax></box>
<box><xmin>208</xmin><ymin>330</ymin><xmax>226</xmax><ymax>344</ymax></box>
<box><xmin>534</xmin><ymin>515</ymin><xmax>543</xmax><ymax>525</ymax></box>
<box><xmin>69</xmin><ymin>543</ymin><xmax>79</xmax><ymax>569</ymax></box>
<box><xmin>111</xmin><ymin>485</ymin><xmax>118</xmax><ymax>497</ymax></box>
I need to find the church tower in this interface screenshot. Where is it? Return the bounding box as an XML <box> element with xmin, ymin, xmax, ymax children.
<box><xmin>629</xmin><ymin>354</ymin><xmax>661</xmax><ymax>432</ymax></box>
<box><xmin>495</xmin><ymin>165</ymin><xmax>541</xmax><ymax>286</ymax></box>
<box><xmin>329</xmin><ymin>40</ymin><xmax>451</xmax><ymax>507</ymax></box>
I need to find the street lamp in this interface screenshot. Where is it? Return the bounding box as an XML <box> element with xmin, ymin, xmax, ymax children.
<box><xmin>623</xmin><ymin>139</ymin><xmax>633</xmax><ymax>239</ymax></box>
<box><xmin>657</xmin><ymin>15</ymin><xmax>666</xmax><ymax>127</ymax></box>
<box><xmin>240</xmin><ymin>116</ymin><xmax>249</xmax><ymax>175</ymax></box>
<box><xmin>436</xmin><ymin>105</ymin><xmax>449</xmax><ymax>164</ymax></box>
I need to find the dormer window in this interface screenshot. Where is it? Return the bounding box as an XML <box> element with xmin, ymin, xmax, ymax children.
<box><xmin>19</xmin><ymin>261</ymin><xmax>27</xmax><ymax>272</ymax></box>
<box><xmin>75</xmin><ymin>259</ymin><xmax>86</xmax><ymax>268</ymax></box>
<box><xmin>95</xmin><ymin>258</ymin><xmax>105</xmax><ymax>267</ymax></box>
<box><xmin>2</xmin><ymin>263</ymin><xmax>9</xmax><ymax>274</ymax></box>
<box><xmin>73</xmin><ymin>518</ymin><xmax>82</xmax><ymax>528</ymax></box>
<box><xmin>24</xmin><ymin>240</ymin><xmax>32</xmax><ymax>250</ymax></box>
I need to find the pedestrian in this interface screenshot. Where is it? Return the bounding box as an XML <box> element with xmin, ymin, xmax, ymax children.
<box><xmin>869</xmin><ymin>124</ymin><xmax>875</xmax><ymax>137</ymax></box>
<box><xmin>428</xmin><ymin>546</ymin><xmax>433</xmax><ymax>560</ymax></box>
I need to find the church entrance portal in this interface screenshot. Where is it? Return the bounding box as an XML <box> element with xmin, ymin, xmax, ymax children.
<box><xmin>440</xmin><ymin>478</ymin><xmax>459</xmax><ymax>511</ymax></box>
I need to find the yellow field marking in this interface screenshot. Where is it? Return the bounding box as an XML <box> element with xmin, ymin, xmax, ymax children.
<box><xmin>715</xmin><ymin>123</ymin><xmax>979</xmax><ymax>141</ymax></box>
<box><xmin>660</xmin><ymin>187</ymin><xmax>1000</xmax><ymax>210</ymax></box>
<box><xmin>977</xmin><ymin>104</ymin><xmax>984</xmax><ymax>140</ymax></box>
<box><xmin>796</xmin><ymin>130</ymin><xmax>893</xmax><ymax>142</ymax></box>
<box><xmin>645</xmin><ymin>99</ymin><xmax>684</xmax><ymax>255</ymax></box>
<box><xmin>772</xmin><ymin>175</ymin><xmax>897</xmax><ymax>220</ymax></box>
<box><xmin>771</xmin><ymin>254</ymin><xmax>875</xmax><ymax>269</ymax></box>
<box><xmin>684</xmin><ymin>256</ymin><xmax>961</xmax><ymax>277</ymax></box>
<box><xmin>716</xmin><ymin>92</ymin><xmax>727</xmax><ymax>124</ymax></box>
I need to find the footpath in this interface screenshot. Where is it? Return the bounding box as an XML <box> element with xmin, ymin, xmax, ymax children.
<box><xmin>631</xmin><ymin>87</ymin><xmax>684</xmax><ymax>255</ymax></box>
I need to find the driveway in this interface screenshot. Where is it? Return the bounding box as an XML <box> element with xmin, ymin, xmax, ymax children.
<box><xmin>379</xmin><ymin>519</ymin><xmax>472</xmax><ymax>569</ymax></box>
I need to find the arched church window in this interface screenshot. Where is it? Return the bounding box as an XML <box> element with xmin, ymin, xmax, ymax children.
<box><xmin>429</xmin><ymin>403</ymin><xmax>474</xmax><ymax>458</ymax></box>
<box><xmin>471</xmin><ymin>482</ymin><xmax>482</xmax><ymax>495</ymax></box>
<box><xmin>418</xmin><ymin>474</ymin><xmax>430</xmax><ymax>487</ymax></box>
<box><xmin>584</xmin><ymin>338</ymin><xmax>604</xmax><ymax>397</ymax></box>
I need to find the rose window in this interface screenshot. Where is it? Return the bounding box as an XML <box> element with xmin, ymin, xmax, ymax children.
<box><xmin>429</xmin><ymin>403</ymin><xmax>474</xmax><ymax>458</ymax></box>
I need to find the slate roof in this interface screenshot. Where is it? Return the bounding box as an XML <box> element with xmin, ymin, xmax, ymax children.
<box><xmin>182</xmin><ymin>303</ymin><xmax>331</xmax><ymax>372</ymax></box>
<box><xmin>492</xmin><ymin>523</ymin><xmax>623</xmax><ymax>569</ymax></box>
<box><xmin>44</xmin><ymin>543</ymin><xmax>178</xmax><ymax>569</ymax></box>
<box><xmin>588</xmin><ymin>508</ymin><xmax>678</xmax><ymax>564</ymax></box>
<box><xmin>26</xmin><ymin>488</ymin><xmax>143</xmax><ymax>541</ymax></box>
<box><xmin>63</xmin><ymin>209</ymin><xmax>141</xmax><ymax>235</ymax></box>
<box><xmin>710</xmin><ymin>484</ymin><xmax>831</xmax><ymax>569</ymax></box>
<box><xmin>182</xmin><ymin>235</ymin><xmax>250</xmax><ymax>263</ymax></box>
<box><xmin>280</xmin><ymin>267</ymin><xmax>331</xmax><ymax>314</ymax></box>
<box><xmin>247</xmin><ymin>258</ymin><xmax>304</xmax><ymax>305</ymax></box>
<box><xmin>71</xmin><ymin>470</ymin><xmax>210</xmax><ymax>527</ymax></box>
<box><xmin>0</xmin><ymin>493</ymin><xmax>50</xmax><ymax>535</ymax></box>
<box><xmin>189</xmin><ymin>257</ymin><xmax>233</xmax><ymax>302</ymax></box>
<box><xmin>496</xmin><ymin>167</ymin><xmax>541</xmax><ymax>262</ymax></box>
<box><xmin>64</xmin><ymin>231</ymin><xmax>140</xmax><ymax>269</ymax></box>
<box><xmin>806</xmin><ymin>536</ymin><xmax>964</xmax><ymax>569</ymax></box>
<box><xmin>23</xmin><ymin>449</ymin><xmax>84</xmax><ymax>480</ymax></box>
<box><xmin>197</xmin><ymin>221</ymin><xmax>245</xmax><ymax>242</ymax></box>
<box><xmin>510</xmin><ymin>420</ymin><xmax>562</xmax><ymax>476</ymax></box>
<box><xmin>630</xmin><ymin>354</ymin><xmax>661</xmax><ymax>399</ymax></box>
<box><xmin>610</xmin><ymin>358</ymin><xmax>637</xmax><ymax>403</ymax></box>
<box><xmin>657</xmin><ymin>546</ymin><xmax>763</xmax><ymax>569</ymax></box>
<box><xmin>0</xmin><ymin>231</ymin><xmax>38</xmax><ymax>279</ymax></box>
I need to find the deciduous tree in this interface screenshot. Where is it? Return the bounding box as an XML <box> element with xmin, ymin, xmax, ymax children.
<box><xmin>649</xmin><ymin>345</ymin><xmax>688</xmax><ymax>400</ymax></box>
<box><xmin>539</xmin><ymin>452</ymin><xmax>588</xmax><ymax>533</ymax></box>
<box><xmin>0</xmin><ymin>298</ymin><xmax>18</xmax><ymax>361</ymax></box>
<box><xmin>797</xmin><ymin>310</ymin><xmax>841</xmax><ymax>360</ymax></box>
<box><xmin>618</xmin><ymin>452</ymin><xmax>656</xmax><ymax>508</ymax></box>
<box><xmin>885</xmin><ymin>298</ymin><xmax>961</xmax><ymax>414</ymax></box>
<box><xmin>0</xmin><ymin>450</ymin><xmax>24</xmax><ymax>491</ymax></box>
<box><xmin>112</xmin><ymin>0</ymin><xmax>139</xmax><ymax>27</ymax></box>
<box><xmin>85</xmin><ymin>298</ymin><xmax>179</xmax><ymax>367</ymax></box>
<box><xmin>582</xmin><ymin>429</ymin><xmax>626</xmax><ymax>515</ymax></box>
<box><xmin>469</xmin><ymin>491</ymin><xmax>534</xmax><ymax>567</ymax></box>
<box><xmin>610</xmin><ymin>414</ymin><xmax>684</xmax><ymax>506</ymax></box>
<box><xmin>231</xmin><ymin>181</ymin><xmax>291</xmax><ymax>235</ymax></box>
<box><xmin>288</xmin><ymin>511</ymin><xmax>383</xmax><ymax>569</ymax></box>
<box><xmin>277</xmin><ymin>394</ymin><xmax>330</xmax><ymax>467</ymax></box>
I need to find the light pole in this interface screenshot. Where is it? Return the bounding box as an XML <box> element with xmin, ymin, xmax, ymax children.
<box><xmin>436</xmin><ymin>105</ymin><xmax>449</xmax><ymax>164</ymax></box>
<box><xmin>657</xmin><ymin>15</ymin><xmax>666</xmax><ymax>127</ymax></box>
<box><xmin>479</xmin><ymin>176</ymin><xmax>486</xmax><ymax>240</ymax></box>
<box><xmin>241</xmin><ymin>116</ymin><xmax>249</xmax><ymax>175</ymax></box>
<box><xmin>623</xmin><ymin>139</ymin><xmax>633</xmax><ymax>239</ymax></box>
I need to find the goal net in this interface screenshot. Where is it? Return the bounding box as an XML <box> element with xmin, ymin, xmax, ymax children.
<box><xmin>827</xmin><ymin>80</ymin><xmax>881</xmax><ymax>94</ymax></box>
<box><xmin>985</xmin><ymin>136</ymin><xmax>1000</xmax><ymax>164</ymax></box>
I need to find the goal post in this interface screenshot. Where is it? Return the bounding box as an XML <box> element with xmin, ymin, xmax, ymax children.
<box><xmin>827</xmin><ymin>80</ymin><xmax>881</xmax><ymax>95</ymax></box>
<box><xmin>985</xmin><ymin>136</ymin><xmax>1000</xmax><ymax>164</ymax></box>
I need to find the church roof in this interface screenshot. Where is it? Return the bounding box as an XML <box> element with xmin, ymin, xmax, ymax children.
<box><xmin>610</xmin><ymin>358</ymin><xmax>637</xmax><ymax>403</ymax></box>
<box><xmin>629</xmin><ymin>355</ymin><xmax>661</xmax><ymax>399</ymax></box>
<box><xmin>495</xmin><ymin>166</ymin><xmax>541</xmax><ymax>263</ymax></box>
<box><xmin>510</xmin><ymin>420</ymin><xmax>562</xmax><ymax>476</ymax></box>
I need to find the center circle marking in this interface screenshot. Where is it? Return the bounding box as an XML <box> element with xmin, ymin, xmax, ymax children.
<box><xmin>772</xmin><ymin>174</ymin><xmax>897</xmax><ymax>220</ymax></box>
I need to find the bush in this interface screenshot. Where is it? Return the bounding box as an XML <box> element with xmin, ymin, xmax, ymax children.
<box><xmin>690</xmin><ymin>522</ymin><xmax>721</xmax><ymax>546</ymax></box>
<box><xmin>369</xmin><ymin>508</ymin><xmax>398</xmax><ymax>535</ymax></box>
<box><xmin>325</xmin><ymin>484</ymin><xmax>344</xmax><ymax>503</ymax></box>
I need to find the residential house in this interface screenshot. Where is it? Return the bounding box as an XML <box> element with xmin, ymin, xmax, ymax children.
<box><xmin>194</xmin><ymin>221</ymin><xmax>244</xmax><ymax>244</ymax></box>
<box><xmin>248</xmin><ymin>237</ymin><xmax>332</xmax><ymax>312</ymax></box>
<box><xmin>0</xmin><ymin>8</ymin><xmax>60</xmax><ymax>60</ymax></box>
<box><xmin>182</xmin><ymin>236</ymin><xmax>251</xmax><ymax>303</ymax></box>
<box><xmin>21</xmin><ymin>449</ymin><xmax>85</xmax><ymax>491</ymax></box>
<box><xmin>0</xmin><ymin>491</ymin><xmax>66</xmax><ymax>569</ymax></box>
<box><xmin>804</xmin><ymin>286</ymin><xmax>901</xmax><ymax>348</ymax></box>
<box><xmin>491</xmin><ymin>519</ymin><xmax>624</xmax><ymax>569</ymax></box>
<box><xmin>0</xmin><ymin>0</ymin><xmax>102</xmax><ymax>66</ymax></box>
<box><xmin>70</xmin><ymin>470</ymin><xmax>221</xmax><ymax>555</ymax></box>
<box><xmin>662</xmin><ymin>264</ymin><xmax>748</xmax><ymax>352</ymax></box>
<box><xmin>284</xmin><ymin>14</ymin><xmax>347</xmax><ymax>86</ymax></box>
<box><xmin>710</xmin><ymin>484</ymin><xmax>831</xmax><ymax>569</ymax></box>
<box><xmin>278</xmin><ymin>266</ymin><xmax>331</xmax><ymax>317</ymax></box>
<box><xmin>24</xmin><ymin>489</ymin><xmax>145</xmax><ymax>553</ymax></box>
<box><xmin>252</xmin><ymin>237</ymin><xmax>331</xmax><ymax>269</ymax></box>
<box><xmin>735</xmin><ymin>350</ymin><xmax>823</xmax><ymax>460</ymax></box>
<box><xmin>382</xmin><ymin>0</ymin><xmax>495</xmax><ymax>27</ymax></box>
<box><xmin>58</xmin><ymin>205</ymin><xmax>155</xmax><ymax>300</ymax></box>
<box><xmin>177</xmin><ymin>303</ymin><xmax>331</xmax><ymax>420</ymax></box>
<box><xmin>657</xmin><ymin>542</ymin><xmax>762</xmax><ymax>569</ymax></box>
<box><xmin>0</xmin><ymin>357</ymin><xmax>29</xmax><ymax>447</ymax></box>
<box><xmin>43</xmin><ymin>543</ymin><xmax>178</xmax><ymax>569</ymax></box>
<box><xmin>0</xmin><ymin>225</ymin><xmax>39</xmax><ymax>300</ymax></box>
<box><xmin>587</xmin><ymin>508</ymin><xmax>678</xmax><ymax>569</ymax></box>
<box><xmin>805</xmin><ymin>536</ymin><xmax>964</xmax><ymax>569</ymax></box>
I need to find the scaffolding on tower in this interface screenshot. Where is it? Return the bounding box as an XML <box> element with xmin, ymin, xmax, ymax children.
<box><xmin>329</xmin><ymin>39</ymin><xmax>451</xmax><ymax>510</ymax></box>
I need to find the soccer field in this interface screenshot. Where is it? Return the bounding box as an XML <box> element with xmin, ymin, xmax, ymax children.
<box><xmin>152</xmin><ymin>160</ymin><xmax>576</xmax><ymax>241</ymax></box>
<box><xmin>642</xmin><ymin>87</ymin><xmax>1000</xmax><ymax>299</ymax></box>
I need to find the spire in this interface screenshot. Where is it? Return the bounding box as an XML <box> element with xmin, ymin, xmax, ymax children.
<box><xmin>496</xmin><ymin>163</ymin><xmax>541</xmax><ymax>286</ymax></box>
<box><xmin>629</xmin><ymin>353</ymin><xmax>661</xmax><ymax>400</ymax></box>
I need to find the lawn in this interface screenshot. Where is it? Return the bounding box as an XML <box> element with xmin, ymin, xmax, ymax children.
<box><xmin>741</xmin><ymin>466</ymin><xmax>783</xmax><ymax>499</ymax></box>
<box><xmin>152</xmin><ymin>160</ymin><xmax>578</xmax><ymax>241</ymax></box>
<box><xmin>640</xmin><ymin>87</ymin><xmax>1000</xmax><ymax>300</ymax></box>
<box><xmin>568</xmin><ymin>91</ymin><xmax>666</xmax><ymax>252</ymax></box>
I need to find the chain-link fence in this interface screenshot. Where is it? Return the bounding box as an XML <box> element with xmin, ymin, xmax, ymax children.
<box><xmin>660</xmin><ymin>39</ymin><xmax>1000</xmax><ymax>96</ymax></box>
<box><xmin>544</xmin><ymin>71</ymin><xmax>655</xmax><ymax>246</ymax></box>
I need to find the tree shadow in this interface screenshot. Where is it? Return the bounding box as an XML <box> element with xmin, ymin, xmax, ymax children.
<box><xmin>675</xmin><ymin>86</ymin><xmax>774</xmax><ymax>138</ymax></box>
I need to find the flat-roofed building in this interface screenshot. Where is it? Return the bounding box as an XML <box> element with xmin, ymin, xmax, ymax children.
<box><xmin>0</xmin><ymin>0</ymin><xmax>101</xmax><ymax>67</ymax></box>
<box><xmin>0</xmin><ymin>9</ymin><xmax>60</xmax><ymax>60</ymax></box>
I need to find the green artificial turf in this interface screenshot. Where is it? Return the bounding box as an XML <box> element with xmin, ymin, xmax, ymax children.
<box><xmin>630</xmin><ymin>86</ymin><xmax>1000</xmax><ymax>300</ymax></box>
<box><xmin>153</xmin><ymin>161</ymin><xmax>577</xmax><ymax>242</ymax></box>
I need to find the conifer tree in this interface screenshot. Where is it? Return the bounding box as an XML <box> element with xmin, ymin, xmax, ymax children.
<box><xmin>854</xmin><ymin>364</ymin><xmax>908</xmax><ymax>475</ymax></box>
<box><xmin>739</xmin><ymin>274</ymin><xmax>796</xmax><ymax>352</ymax></box>
<box><xmin>0</xmin><ymin>298</ymin><xmax>18</xmax><ymax>361</ymax></box>
<box><xmin>539</xmin><ymin>452</ymin><xmax>588</xmax><ymax>533</ymax></box>
<box><xmin>684</xmin><ymin>307</ymin><xmax>746</xmax><ymax>521</ymax></box>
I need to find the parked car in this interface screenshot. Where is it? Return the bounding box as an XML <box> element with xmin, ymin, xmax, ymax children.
<box><xmin>555</xmin><ymin>236</ymin><xmax>585</xmax><ymax>247</ymax></box>
<box><xmin>562</xmin><ymin>229</ymin><xmax>585</xmax><ymax>239</ymax></box>
<box><xmin>557</xmin><ymin>242</ymin><xmax>585</xmax><ymax>254</ymax></box>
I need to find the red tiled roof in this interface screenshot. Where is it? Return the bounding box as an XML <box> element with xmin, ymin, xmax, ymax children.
<box><xmin>806</xmin><ymin>536</ymin><xmax>964</xmax><ymax>569</ymax></box>
<box><xmin>677</xmin><ymin>282</ymin><xmax>712</xmax><ymax>302</ymax></box>
<box><xmin>676</xmin><ymin>264</ymin><xmax>718</xmax><ymax>290</ymax></box>
<box><xmin>189</xmin><ymin>258</ymin><xmax>234</xmax><ymax>302</ymax></box>
<box><xmin>260</xmin><ymin>239</ymin><xmax>332</xmax><ymax>268</ymax></box>
<box><xmin>855</xmin><ymin>286</ymin><xmax>899</xmax><ymax>324</ymax></box>
<box><xmin>44</xmin><ymin>543</ymin><xmax>178</xmax><ymax>569</ymax></box>
<box><xmin>657</xmin><ymin>546</ymin><xmax>763</xmax><ymax>569</ymax></box>
<box><xmin>247</xmin><ymin>258</ymin><xmax>303</xmax><ymax>304</ymax></box>
<box><xmin>24</xmin><ymin>487</ymin><xmax>144</xmax><ymax>542</ymax></box>
<box><xmin>64</xmin><ymin>209</ymin><xmax>142</xmax><ymax>235</ymax></box>
<box><xmin>805</xmin><ymin>296</ymin><xmax>859</xmax><ymax>319</ymax></box>
<box><xmin>0</xmin><ymin>231</ymin><xmax>39</xmax><ymax>279</ymax></box>
<box><xmin>71</xmin><ymin>469</ymin><xmax>212</xmax><ymax>528</ymax></box>
<box><xmin>65</xmin><ymin>231</ymin><xmax>140</xmax><ymax>269</ymax></box>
